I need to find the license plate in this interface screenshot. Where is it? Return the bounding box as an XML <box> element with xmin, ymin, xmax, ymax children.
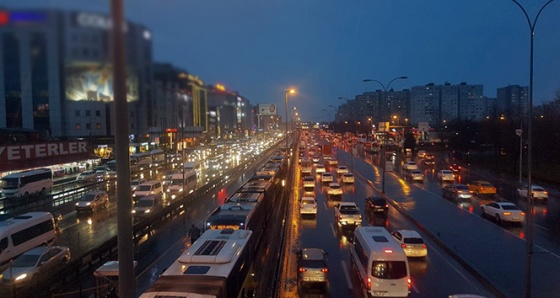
<box><xmin>211</xmin><ymin>225</ymin><xmax>240</xmax><ymax>230</ymax></box>
<box><xmin>372</xmin><ymin>291</ymin><xmax>389</xmax><ymax>297</ymax></box>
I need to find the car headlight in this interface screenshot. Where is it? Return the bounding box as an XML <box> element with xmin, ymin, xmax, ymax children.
<box><xmin>179</xmin><ymin>188</ymin><xmax>183</xmax><ymax>192</ymax></box>
<box><xmin>145</xmin><ymin>209</ymin><xmax>150</xmax><ymax>213</ymax></box>
<box><xmin>132</xmin><ymin>210</ymin><xmax>136</xmax><ymax>213</ymax></box>
<box><xmin>86</xmin><ymin>202</ymin><xmax>91</xmax><ymax>206</ymax></box>
<box><xmin>75</xmin><ymin>203</ymin><xmax>79</xmax><ymax>206</ymax></box>
<box><xmin>167</xmin><ymin>189</ymin><xmax>170</xmax><ymax>192</ymax></box>
<box><xmin>15</xmin><ymin>274</ymin><xmax>27</xmax><ymax>281</ymax></box>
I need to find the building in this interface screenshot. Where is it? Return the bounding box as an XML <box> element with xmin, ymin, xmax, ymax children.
<box><xmin>497</xmin><ymin>85</ymin><xmax>528</xmax><ymax>122</ymax></box>
<box><xmin>0</xmin><ymin>9</ymin><xmax>153</xmax><ymax>147</ymax></box>
<box><xmin>410</xmin><ymin>83</ymin><xmax>441</xmax><ymax>126</ymax></box>
<box><xmin>206</xmin><ymin>85</ymin><xmax>253</xmax><ymax>140</ymax></box>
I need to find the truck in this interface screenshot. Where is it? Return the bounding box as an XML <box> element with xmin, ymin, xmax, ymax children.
<box><xmin>322</xmin><ymin>144</ymin><xmax>333</xmax><ymax>161</ymax></box>
<box><xmin>334</xmin><ymin>202</ymin><xmax>362</xmax><ymax>228</ymax></box>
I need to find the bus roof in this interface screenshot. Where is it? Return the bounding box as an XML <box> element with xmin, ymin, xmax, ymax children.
<box><xmin>1</xmin><ymin>168</ymin><xmax>51</xmax><ymax>179</ymax></box>
<box><xmin>354</xmin><ymin>227</ymin><xmax>406</xmax><ymax>257</ymax></box>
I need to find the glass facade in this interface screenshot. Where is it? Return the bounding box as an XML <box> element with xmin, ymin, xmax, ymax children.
<box><xmin>3</xmin><ymin>33</ymin><xmax>22</xmax><ymax>128</ymax></box>
<box><xmin>31</xmin><ymin>32</ymin><xmax>50</xmax><ymax>131</ymax></box>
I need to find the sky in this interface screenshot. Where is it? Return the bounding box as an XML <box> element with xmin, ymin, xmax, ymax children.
<box><xmin>4</xmin><ymin>0</ymin><xmax>560</xmax><ymax>122</ymax></box>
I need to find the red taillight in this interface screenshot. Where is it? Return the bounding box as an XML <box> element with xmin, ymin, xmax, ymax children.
<box><xmin>299</xmin><ymin>267</ymin><xmax>306</xmax><ymax>272</ymax></box>
<box><xmin>408</xmin><ymin>278</ymin><xmax>411</xmax><ymax>288</ymax></box>
<box><xmin>367</xmin><ymin>277</ymin><xmax>371</xmax><ymax>289</ymax></box>
<box><xmin>321</xmin><ymin>268</ymin><xmax>328</xmax><ymax>273</ymax></box>
<box><xmin>422</xmin><ymin>243</ymin><xmax>427</xmax><ymax>249</ymax></box>
<box><xmin>401</xmin><ymin>243</ymin><xmax>407</xmax><ymax>249</ymax></box>
<box><xmin>313</xmin><ymin>205</ymin><xmax>317</xmax><ymax>209</ymax></box>
<box><xmin>339</xmin><ymin>215</ymin><xmax>343</xmax><ymax>220</ymax></box>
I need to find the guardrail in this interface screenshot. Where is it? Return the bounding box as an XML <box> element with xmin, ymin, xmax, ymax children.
<box><xmin>0</xmin><ymin>142</ymin><xmax>283</xmax><ymax>297</ymax></box>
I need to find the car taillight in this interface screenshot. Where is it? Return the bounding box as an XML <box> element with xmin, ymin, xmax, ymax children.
<box><xmin>321</xmin><ymin>268</ymin><xmax>328</xmax><ymax>273</ymax></box>
<box><xmin>422</xmin><ymin>244</ymin><xmax>427</xmax><ymax>249</ymax></box>
<box><xmin>313</xmin><ymin>205</ymin><xmax>317</xmax><ymax>209</ymax></box>
<box><xmin>299</xmin><ymin>267</ymin><xmax>306</xmax><ymax>272</ymax></box>
<box><xmin>408</xmin><ymin>278</ymin><xmax>411</xmax><ymax>288</ymax></box>
<box><xmin>339</xmin><ymin>215</ymin><xmax>343</xmax><ymax>220</ymax></box>
<box><xmin>401</xmin><ymin>243</ymin><xmax>407</xmax><ymax>249</ymax></box>
<box><xmin>367</xmin><ymin>277</ymin><xmax>371</xmax><ymax>289</ymax></box>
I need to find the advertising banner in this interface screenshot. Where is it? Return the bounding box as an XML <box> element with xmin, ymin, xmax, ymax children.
<box><xmin>258</xmin><ymin>104</ymin><xmax>278</xmax><ymax>116</ymax></box>
<box><xmin>65</xmin><ymin>62</ymin><xmax>138</xmax><ymax>102</ymax></box>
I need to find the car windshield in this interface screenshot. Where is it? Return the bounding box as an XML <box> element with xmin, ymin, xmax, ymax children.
<box><xmin>131</xmin><ymin>180</ymin><xmax>141</xmax><ymax>186</ymax></box>
<box><xmin>80</xmin><ymin>194</ymin><xmax>96</xmax><ymax>202</ymax></box>
<box><xmin>135</xmin><ymin>200</ymin><xmax>154</xmax><ymax>207</ymax></box>
<box><xmin>330</xmin><ymin>185</ymin><xmax>340</xmax><ymax>189</ymax></box>
<box><xmin>456</xmin><ymin>185</ymin><xmax>469</xmax><ymax>190</ymax></box>
<box><xmin>12</xmin><ymin>254</ymin><xmax>40</xmax><ymax>267</ymax></box>
<box><xmin>371</xmin><ymin>261</ymin><xmax>408</xmax><ymax>279</ymax></box>
<box><xmin>481</xmin><ymin>182</ymin><xmax>493</xmax><ymax>186</ymax></box>
<box><xmin>533</xmin><ymin>187</ymin><xmax>544</xmax><ymax>191</ymax></box>
<box><xmin>300</xmin><ymin>259</ymin><xmax>325</xmax><ymax>268</ymax></box>
<box><xmin>301</xmin><ymin>199</ymin><xmax>315</xmax><ymax>205</ymax></box>
<box><xmin>137</xmin><ymin>185</ymin><xmax>152</xmax><ymax>191</ymax></box>
<box><xmin>404</xmin><ymin>237</ymin><xmax>425</xmax><ymax>244</ymax></box>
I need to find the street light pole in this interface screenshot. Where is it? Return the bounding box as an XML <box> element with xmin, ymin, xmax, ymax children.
<box><xmin>285</xmin><ymin>89</ymin><xmax>295</xmax><ymax>150</ymax></box>
<box><xmin>363</xmin><ymin>76</ymin><xmax>408</xmax><ymax>194</ymax></box>
<box><xmin>516</xmin><ymin>127</ymin><xmax>523</xmax><ymax>184</ymax></box>
<box><xmin>510</xmin><ymin>1</ymin><xmax>556</xmax><ymax>296</ymax></box>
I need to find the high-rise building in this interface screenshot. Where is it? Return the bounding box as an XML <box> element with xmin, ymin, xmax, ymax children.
<box><xmin>458</xmin><ymin>83</ymin><xmax>485</xmax><ymax>121</ymax></box>
<box><xmin>410</xmin><ymin>83</ymin><xmax>440</xmax><ymax>126</ymax></box>
<box><xmin>497</xmin><ymin>85</ymin><xmax>528</xmax><ymax>121</ymax></box>
<box><xmin>0</xmin><ymin>9</ymin><xmax>153</xmax><ymax>140</ymax></box>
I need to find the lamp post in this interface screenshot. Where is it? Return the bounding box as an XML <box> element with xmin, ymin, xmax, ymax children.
<box><xmin>363</xmin><ymin>76</ymin><xmax>408</xmax><ymax>194</ymax></box>
<box><xmin>510</xmin><ymin>1</ymin><xmax>556</xmax><ymax>296</ymax></box>
<box><xmin>516</xmin><ymin>127</ymin><xmax>523</xmax><ymax>184</ymax></box>
<box><xmin>285</xmin><ymin>89</ymin><xmax>296</xmax><ymax>150</ymax></box>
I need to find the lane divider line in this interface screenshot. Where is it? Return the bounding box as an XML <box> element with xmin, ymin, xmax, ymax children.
<box><xmin>340</xmin><ymin>260</ymin><xmax>353</xmax><ymax>290</ymax></box>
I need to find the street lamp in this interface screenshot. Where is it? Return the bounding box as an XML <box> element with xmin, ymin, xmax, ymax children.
<box><xmin>510</xmin><ymin>1</ymin><xmax>557</xmax><ymax>296</ymax></box>
<box><xmin>285</xmin><ymin>88</ymin><xmax>296</xmax><ymax>150</ymax></box>
<box><xmin>516</xmin><ymin>127</ymin><xmax>523</xmax><ymax>184</ymax></box>
<box><xmin>363</xmin><ymin>76</ymin><xmax>408</xmax><ymax>194</ymax></box>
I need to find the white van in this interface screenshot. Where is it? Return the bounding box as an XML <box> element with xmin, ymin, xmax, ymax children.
<box><xmin>350</xmin><ymin>227</ymin><xmax>410</xmax><ymax>298</ymax></box>
<box><xmin>0</xmin><ymin>212</ymin><xmax>56</xmax><ymax>265</ymax></box>
<box><xmin>132</xmin><ymin>180</ymin><xmax>163</xmax><ymax>200</ymax></box>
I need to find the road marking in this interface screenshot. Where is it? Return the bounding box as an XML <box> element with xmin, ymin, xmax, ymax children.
<box><xmin>340</xmin><ymin>260</ymin><xmax>353</xmax><ymax>290</ymax></box>
<box><xmin>535</xmin><ymin>223</ymin><xmax>549</xmax><ymax>231</ymax></box>
<box><xmin>323</xmin><ymin>201</ymin><xmax>328</xmax><ymax>211</ymax></box>
<box><xmin>411</xmin><ymin>282</ymin><xmax>420</xmax><ymax>294</ymax></box>
<box><xmin>330</xmin><ymin>223</ymin><xmax>337</xmax><ymax>238</ymax></box>
<box><xmin>427</xmin><ymin>242</ymin><xmax>482</xmax><ymax>292</ymax></box>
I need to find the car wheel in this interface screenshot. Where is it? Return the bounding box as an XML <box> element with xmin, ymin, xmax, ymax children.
<box><xmin>495</xmin><ymin>214</ymin><xmax>501</xmax><ymax>223</ymax></box>
<box><xmin>480</xmin><ymin>208</ymin><xmax>485</xmax><ymax>218</ymax></box>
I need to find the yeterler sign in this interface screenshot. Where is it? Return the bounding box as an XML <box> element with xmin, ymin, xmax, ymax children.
<box><xmin>0</xmin><ymin>141</ymin><xmax>92</xmax><ymax>172</ymax></box>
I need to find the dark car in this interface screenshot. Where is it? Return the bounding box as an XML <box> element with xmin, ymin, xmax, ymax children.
<box><xmin>442</xmin><ymin>184</ymin><xmax>472</xmax><ymax>200</ymax></box>
<box><xmin>365</xmin><ymin>196</ymin><xmax>389</xmax><ymax>215</ymax></box>
<box><xmin>423</xmin><ymin>155</ymin><xmax>435</xmax><ymax>166</ymax></box>
<box><xmin>448</xmin><ymin>163</ymin><xmax>462</xmax><ymax>173</ymax></box>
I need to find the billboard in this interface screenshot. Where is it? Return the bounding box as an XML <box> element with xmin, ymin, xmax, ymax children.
<box><xmin>258</xmin><ymin>104</ymin><xmax>278</xmax><ymax>116</ymax></box>
<box><xmin>65</xmin><ymin>62</ymin><xmax>138</xmax><ymax>102</ymax></box>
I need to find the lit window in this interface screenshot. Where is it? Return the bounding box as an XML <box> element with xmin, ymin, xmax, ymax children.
<box><xmin>76</xmin><ymin>124</ymin><xmax>81</xmax><ymax>130</ymax></box>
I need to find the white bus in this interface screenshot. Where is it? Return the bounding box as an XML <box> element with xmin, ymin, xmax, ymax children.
<box><xmin>140</xmin><ymin>229</ymin><xmax>254</xmax><ymax>298</ymax></box>
<box><xmin>131</xmin><ymin>152</ymin><xmax>153</xmax><ymax>170</ymax></box>
<box><xmin>166</xmin><ymin>171</ymin><xmax>198</xmax><ymax>199</ymax></box>
<box><xmin>351</xmin><ymin>227</ymin><xmax>411</xmax><ymax>298</ymax></box>
<box><xmin>150</xmin><ymin>149</ymin><xmax>165</xmax><ymax>167</ymax></box>
<box><xmin>0</xmin><ymin>212</ymin><xmax>56</xmax><ymax>265</ymax></box>
<box><xmin>1</xmin><ymin>168</ymin><xmax>53</xmax><ymax>198</ymax></box>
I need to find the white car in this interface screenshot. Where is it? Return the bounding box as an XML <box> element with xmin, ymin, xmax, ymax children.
<box><xmin>76</xmin><ymin>170</ymin><xmax>97</xmax><ymax>183</ymax></box>
<box><xmin>341</xmin><ymin>173</ymin><xmax>355</xmax><ymax>184</ymax></box>
<box><xmin>517</xmin><ymin>185</ymin><xmax>548</xmax><ymax>201</ymax></box>
<box><xmin>336</xmin><ymin>166</ymin><xmax>349</xmax><ymax>175</ymax></box>
<box><xmin>402</xmin><ymin>161</ymin><xmax>418</xmax><ymax>171</ymax></box>
<box><xmin>300</xmin><ymin>197</ymin><xmax>318</xmax><ymax>215</ymax></box>
<box><xmin>391</xmin><ymin>230</ymin><xmax>427</xmax><ymax>258</ymax></box>
<box><xmin>408</xmin><ymin>170</ymin><xmax>424</xmax><ymax>182</ymax></box>
<box><xmin>131</xmin><ymin>178</ymin><xmax>148</xmax><ymax>192</ymax></box>
<box><xmin>327</xmin><ymin>183</ymin><xmax>343</xmax><ymax>196</ymax></box>
<box><xmin>312</xmin><ymin>156</ymin><xmax>321</xmax><ymax>163</ymax></box>
<box><xmin>75</xmin><ymin>191</ymin><xmax>109</xmax><ymax>213</ymax></box>
<box><xmin>437</xmin><ymin>170</ymin><xmax>455</xmax><ymax>182</ymax></box>
<box><xmin>481</xmin><ymin>202</ymin><xmax>525</xmax><ymax>223</ymax></box>
<box><xmin>321</xmin><ymin>172</ymin><xmax>334</xmax><ymax>183</ymax></box>
<box><xmin>315</xmin><ymin>164</ymin><xmax>326</xmax><ymax>174</ymax></box>
<box><xmin>302</xmin><ymin>176</ymin><xmax>315</xmax><ymax>188</ymax></box>
<box><xmin>417</xmin><ymin>150</ymin><xmax>427</xmax><ymax>158</ymax></box>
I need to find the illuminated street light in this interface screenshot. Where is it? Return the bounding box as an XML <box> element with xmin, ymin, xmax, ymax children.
<box><xmin>285</xmin><ymin>88</ymin><xmax>296</xmax><ymax>150</ymax></box>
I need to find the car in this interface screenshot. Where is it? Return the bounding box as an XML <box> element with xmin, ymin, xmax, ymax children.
<box><xmin>365</xmin><ymin>196</ymin><xmax>389</xmax><ymax>215</ymax></box>
<box><xmin>296</xmin><ymin>248</ymin><xmax>329</xmax><ymax>288</ymax></box>
<box><xmin>315</xmin><ymin>164</ymin><xmax>326</xmax><ymax>174</ymax></box>
<box><xmin>341</xmin><ymin>173</ymin><xmax>355</xmax><ymax>184</ymax></box>
<box><xmin>442</xmin><ymin>184</ymin><xmax>472</xmax><ymax>200</ymax></box>
<box><xmin>481</xmin><ymin>202</ymin><xmax>525</xmax><ymax>223</ymax></box>
<box><xmin>448</xmin><ymin>163</ymin><xmax>462</xmax><ymax>173</ymax></box>
<box><xmin>407</xmin><ymin>170</ymin><xmax>424</xmax><ymax>182</ymax></box>
<box><xmin>94</xmin><ymin>167</ymin><xmax>109</xmax><ymax>181</ymax></box>
<box><xmin>423</xmin><ymin>155</ymin><xmax>435</xmax><ymax>166</ymax></box>
<box><xmin>1</xmin><ymin>246</ymin><xmax>71</xmax><ymax>285</ymax></box>
<box><xmin>75</xmin><ymin>190</ymin><xmax>109</xmax><ymax>213</ymax></box>
<box><xmin>327</xmin><ymin>183</ymin><xmax>343</xmax><ymax>196</ymax></box>
<box><xmin>76</xmin><ymin>170</ymin><xmax>97</xmax><ymax>183</ymax></box>
<box><xmin>320</xmin><ymin>172</ymin><xmax>334</xmax><ymax>183</ymax></box>
<box><xmin>312</xmin><ymin>156</ymin><xmax>321</xmax><ymax>163</ymax></box>
<box><xmin>336</xmin><ymin>165</ymin><xmax>349</xmax><ymax>175</ymax></box>
<box><xmin>517</xmin><ymin>185</ymin><xmax>548</xmax><ymax>201</ymax></box>
<box><xmin>302</xmin><ymin>176</ymin><xmax>315</xmax><ymax>188</ymax></box>
<box><xmin>133</xmin><ymin>180</ymin><xmax>163</xmax><ymax>199</ymax></box>
<box><xmin>131</xmin><ymin>178</ymin><xmax>148</xmax><ymax>192</ymax></box>
<box><xmin>437</xmin><ymin>170</ymin><xmax>455</xmax><ymax>182</ymax></box>
<box><xmin>328</xmin><ymin>159</ymin><xmax>338</xmax><ymax>166</ymax></box>
<box><xmin>391</xmin><ymin>230</ymin><xmax>427</xmax><ymax>258</ymax></box>
<box><xmin>417</xmin><ymin>150</ymin><xmax>427</xmax><ymax>158</ymax></box>
<box><xmin>402</xmin><ymin>161</ymin><xmax>418</xmax><ymax>171</ymax></box>
<box><xmin>133</xmin><ymin>194</ymin><xmax>163</xmax><ymax>217</ymax></box>
<box><xmin>300</xmin><ymin>197</ymin><xmax>318</xmax><ymax>215</ymax></box>
<box><xmin>467</xmin><ymin>180</ymin><xmax>497</xmax><ymax>195</ymax></box>
<box><xmin>334</xmin><ymin>202</ymin><xmax>362</xmax><ymax>227</ymax></box>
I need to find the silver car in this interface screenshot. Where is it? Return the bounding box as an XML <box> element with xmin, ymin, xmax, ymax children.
<box><xmin>1</xmin><ymin>246</ymin><xmax>71</xmax><ymax>285</ymax></box>
<box><xmin>297</xmin><ymin>248</ymin><xmax>329</xmax><ymax>288</ymax></box>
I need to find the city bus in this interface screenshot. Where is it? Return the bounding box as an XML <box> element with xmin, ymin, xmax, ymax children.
<box><xmin>140</xmin><ymin>229</ymin><xmax>254</xmax><ymax>298</ymax></box>
<box><xmin>131</xmin><ymin>152</ymin><xmax>152</xmax><ymax>170</ymax></box>
<box><xmin>1</xmin><ymin>168</ymin><xmax>53</xmax><ymax>198</ymax></box>
<box><xmin>0</xmin><ymin>212</ymin><xmax>56</xmax><ymax>265</ymax></box>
